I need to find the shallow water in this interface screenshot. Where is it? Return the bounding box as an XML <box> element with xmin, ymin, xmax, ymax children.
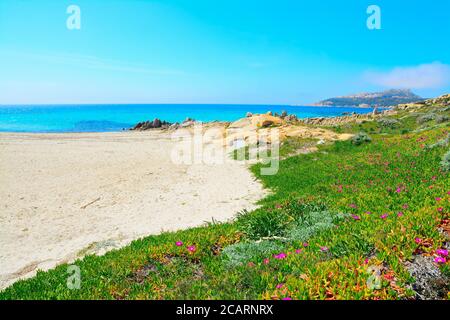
<box><xmin>0</xmin><ymin>104</ymin><xmax>376</xmax><ymax>132</ymax></box>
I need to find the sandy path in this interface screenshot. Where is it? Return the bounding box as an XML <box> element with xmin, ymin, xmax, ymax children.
<box><xmin>0</xmin><ymin>131</ymin><xmax>266</xmax><ymax>289</ymax></box>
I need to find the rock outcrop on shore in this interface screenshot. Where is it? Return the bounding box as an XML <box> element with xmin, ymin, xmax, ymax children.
<box><xmin>129</xmin><ymin>111</ymin><xmax>352</xmax><ymax>146</ymax></box>
<box><xmin>131</xmin><ymin>118</ymin><xmax>172</xmax><ymax>130</ymax></box>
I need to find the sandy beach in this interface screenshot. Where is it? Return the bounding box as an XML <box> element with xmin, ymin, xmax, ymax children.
<box><xmin>0</xmin><ymin>130</ymin><xmax>267</xmax><ymax>289</ymax></box>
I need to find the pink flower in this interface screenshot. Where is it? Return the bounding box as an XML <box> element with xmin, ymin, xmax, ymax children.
<box><xmin>365</xmin><ymin>211</ymin><xmax>372</xmax><ymax>215</ymax></box>
<box><xmin>295</xmin><ymin>249</ymin><xmax>302</xmax><ymax>254</ymax></box>
<box><xmin>437</xmin><ymin>207</ymin><xmax>443</xmax><ymax>212</ymax></box>
<box><xmin>364</xmin><ymin>258</ymin><xmax>369</xmax><ymax>265</ymax></box>
<box><xmin>276</xmin><ymin>283</ymin><xmax>284</xmax><ymax>289</ymax></box>
<box><xmin>447</xmin><ymin>191</ymin><xmax>450</xmax><ymax>195</ymax></box>
<box><xmin>402</xmin><ymin>204</ymin><xmax>409</xmax><ymax>209</ymax></box>
<box><xmin>380</xmin><ymin>214</ymin><xmax>388</xmax><ymax>219</ymax></box>
<box><xmin>187</xmin><ymin>245</ymin><xmax>196</xmax><ymax>253</ymax></box>
<box><xmin>436</xmin><ymin>197</ymin><xmax>442</xmax><ymax>202</ymax></box>
<box><xmin>247</xmin><ymin>262</ymin><xmax>255</xmax><ymax>267</ymax></box>
<box><xmin>349</xmin><ymin>204</ymin><xmax>357</xmax><ymax>209</ymax></box>
<box><xmin>415</xmin><ymin>238</ymin><xmax>422</xmax><ymax>244</ymax></box>
<box><xmin>434</xmin><ymin>256</ymin><xmax>446</xmax><ymax>264</ymax></box>
<box><xmin>395</xmin><ymin>187</ymin><xmax>402</xmax><ymax>193</ymax></box>
<box><xmin>303</xmin><ymin>242</ymin><xmax>309</xmax><ymax>247</ymax></box>
<box><xmin>263</xmin><ymin>258</ymin><xmax>270</xmax><ymax>265</ymax></box>
<box><xmin>436</xmin><ymin>249</ymin><xmax>449</xmax><ymax>257</ymax></box>
<box><xmin>320</xmin><ymin>246</ymin><xmax>329</xmax><ymax>252</ymax></box>
<box><xmin>351</xmin><ymin>214</ymin><xmax>360</xmax><ymax>220</ymax></box>
<box><xmin>397</xmin><ymin>212</ymin><xmax>404</xmax><ymax>217</ymax></box>
<box><xmin>274</xmin><ymin>253</ymin><xmax>287</xmax><ymax>260</ymax></box>
<box><xmin>175</xmin><ymin>241</ymin><xmax>183</xmax><ymax>247</ymax></box>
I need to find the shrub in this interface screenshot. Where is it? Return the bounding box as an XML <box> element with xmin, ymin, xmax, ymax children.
<box><xmin>435</xmin><ymin>114</ymin><xmax>449</xmax><ymax>124</ymax></box>
<box><xmin>417</xmin><ymin>113</ymin><xmax>436</xmax><ymax>124</ymax></box>
<box><xmin>441</xmin><ymin>150</ymin><xmax>450</xmax><ymax>171</ymax></box>
<box><xmin>221</xmin><ymin>241</ymin><xmax>282</xmax><ymax>267</ymax></box>
<box><xmin>351</xmin><ymin>132</ymin><xmax>372</xmax><ymax>146</ymax></box>
<box><xmin>377</xmin><ymin>118</ymin><xmax>400</xmax><ymax>128</ymax></box>
<box><xmin>236</xmin><ymin>209</ymin><xmax>291</xmax><ymax>240</ymax></box>
<box><xmin>426</xmin><ymin>134</ymin><xmax>450</xmax><ymax>150</ymax></box>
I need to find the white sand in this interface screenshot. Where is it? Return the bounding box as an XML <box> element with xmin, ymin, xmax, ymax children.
<box><xmin>0</xmin><ymin>131</ymin><xmax>266</xmax><ymax>289</ymax></box>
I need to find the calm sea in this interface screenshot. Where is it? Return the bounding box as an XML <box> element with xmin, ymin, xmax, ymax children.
<box><xmin>0</xmin><ymin>104</ymin><xmax>375</xmax><ymax>133</ymax></box>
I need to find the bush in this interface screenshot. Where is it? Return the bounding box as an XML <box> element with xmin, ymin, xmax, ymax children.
<box><xmin>426</xmin><ymin>134</ymin><xmax>450</xmax><ymax>150</ymax></box>
<box><xmin>435</xmin><ymin>114</ymin><xmax>449</xmax><ymax>124</ymax></box>
<box><xmin>377</xmin><ymin>118</ymin><xmax>400</xmax><ymax>128</ymax></box>
<box><xmin>236</xmin><ymin>209</ymin><xmax>291</xmax><ymax>240</ymax></box>
<box><xmin>351</xmin><ymin>132</ymin><xmax>372</xmax><ymax>146</ymax></box>
<box><xmin>417</xmin><ymin>113</ymin><xmax>436</xmax><ymax>124</ymax></box>
<box><xmin>221</xmin><ymin>241</ymin><xmax>282</xmax><ymax>267</ymax></box>
<box><xmin>441</xmin><ymin>150</ymin><xmax>450</xmax><ymax>171</ymax></box>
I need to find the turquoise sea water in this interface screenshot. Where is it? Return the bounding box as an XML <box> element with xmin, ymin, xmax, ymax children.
<box><xmin>0</xmin><ymin>104</ymin><xmax>376</xmax><ymax>133</ymax></box>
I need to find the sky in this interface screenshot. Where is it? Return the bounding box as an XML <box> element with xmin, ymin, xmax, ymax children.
<box><xmin>0</xmin><ymin>0</ymin><xmax>449</xmax><ymax>105</ymax></box>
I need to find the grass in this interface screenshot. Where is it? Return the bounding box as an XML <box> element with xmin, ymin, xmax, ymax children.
<box><xmin>1</xmin><ymin>106</ymin><xmax>449</xmax><ymax>300</ymax></box>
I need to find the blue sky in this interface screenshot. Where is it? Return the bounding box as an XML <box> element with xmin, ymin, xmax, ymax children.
<box><xmin>0</xmin><ymin>0</ymin><xmax>449</xmax><ymax>104</ymax></box>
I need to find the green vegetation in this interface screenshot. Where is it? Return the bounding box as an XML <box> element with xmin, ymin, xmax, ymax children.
<box><xmin>1</xmin><ymin>100</ymin><xmax>449</xmax><ymax>300</ymax></box>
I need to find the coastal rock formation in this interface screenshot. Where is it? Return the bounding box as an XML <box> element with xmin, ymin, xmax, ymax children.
<box><xmin>131</xmin><ymin>118</ymin><xmax>171</xmax><ymax>130</ymax></box>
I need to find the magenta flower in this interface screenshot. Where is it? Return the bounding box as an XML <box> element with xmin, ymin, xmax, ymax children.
<box><xmin>276</xmin><ymin>283</ymin><xmax>284</xmax><ymax>289</ymax></box>
<box><xmin>365</xmin><ymin>211</ymin><xmax>372</xmax><ymax>215</ymax></box>
<box><xmin>415</xmin><ymin>238</ymin><xmax>422</xmax><ymax>244</ymax></box>
<box><xmin>175</xmin><ymin>241</ymin><xmax>183</xmax><ymax>247</ymax></box>
<box><xmin>395</xmin><ymin>187</ymin><xmax>402</xmax><ymax>193</ymax></box>
<box><xmin>436</xmin><ymin>197</ymin><xmax>442</xmax><ymax>202</ymax></box>
<box><xmin>437</xmin><ymin>207</ymin><xmax>443</xmax><ymax>212</ymax></box>
<box><xmin>303</xmin><ymin>242</ymin><xmax>309</xmax><ymax>247</ymax></box>
<box><xmin>295</xmin><ymin>249</ymin><xmax>302</xmax><ymax>254</ymax></box>
<box><xmin>397</xmin><ymin>212</ymin><xmax>404</xmax><ymax>217</ymax></box>
<box><xmin>402</xmin><ymin>204</ymin><xmax>409</xmax><ymax>209</ymax></box>
<box><xmin>351</xmin><ymin>214</ymin><xmax>360</xmax><ymax>220</ymax></box>
<box><xmin>364</xmin><ymin>258</ymin><xmax>369</xmax><ymax>265</ymax></box>
<box><xmin>274</xmin><ymin>253</ymin><xmax>287</xmax><ymax>260</ymax></box>
<box><xmin>447</xmin><ymin>191</ymin><xmax>450</xmax><ymax>195</ymax></box>
<box><xmin>320</xmin><ymin>246</ymin><xmax>329</xmax><ymax>252</ymax></box>
<box><xmin>349</xmin><ymin>204</ymin><xmax>357</xmax><ymax>209</ymax></box>
<box><xmin>380</xmin><ymin>213</ymin><xmax>388</xmax><ymax>219</ymax></box>
<box><xmin>434</xmin><ymin>256</ymin><xmax>446</xmax><ymax>264</ymax></box>
<box><xmin>436</xmin><ymin>249</ymin><xmax>449</xmax><ymax>257</ymax></box>
<box><xmin>263</xmin><ymin>258</ymin><xmax>270</xmax><ymax>265</ymax></box>
<box><xmin>187</xmin><ymin>245</ymin><xmax>196</xmax><ymax>253</ymax></box>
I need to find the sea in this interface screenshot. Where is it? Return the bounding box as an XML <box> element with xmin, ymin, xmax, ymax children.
<box><xmin>0</xmin><ymin>104</ymin><xmax>376</xmax><ymax>133</ymax></box>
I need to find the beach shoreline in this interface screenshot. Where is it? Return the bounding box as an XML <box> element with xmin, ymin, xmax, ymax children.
<box><xmin>0</xmin><ymin>130</ymin><xmax>267</xmax><ymax>289</ymax></box>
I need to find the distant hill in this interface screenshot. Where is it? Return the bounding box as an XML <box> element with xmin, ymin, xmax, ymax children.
<box><xmin>315</xmin><ymin>89</ymin><xmax>423</xmax><ymax>107</ymax></box>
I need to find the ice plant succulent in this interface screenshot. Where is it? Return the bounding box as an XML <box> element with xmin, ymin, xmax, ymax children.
<box><xmin>434</xmin><ymin>256</ymin><xmax>446</xmax><ymax>264</ymax></box>
<box><xmin>175</xmin><ymin>241</ymin><xmax>183</xmax><ymax>247</ymax></box>
<box><xmin>187</xmin><ymin>245</ymin><xmax>196</xmax><ymax>253</ymax></box>
<box><xmin>436</xmin><ymin>249</ymin><xmax>448</xmax><ymax>257</ymax></box>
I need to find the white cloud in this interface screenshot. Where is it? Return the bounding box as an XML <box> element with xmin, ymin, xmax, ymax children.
<box><xmin>364</xmin><ymin>62</ymin><xmax>450</xmax><ymax>89</ymax></box>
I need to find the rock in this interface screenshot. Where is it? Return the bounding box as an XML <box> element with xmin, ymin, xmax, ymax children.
<box><xmin>266</xmin><ymin>111</ymin><xmax>273</xmax><ymax>116</ymax></box>
<box><xmin>285</xmin><ymin>114</ymin><xmax>298</xmax><ymax>122</ymax></box>
<box><xmin>372</xmin><ymin>107</ymin><xmax>380</xmax><ymax>116</ymax></box>
<box><xmin>317</xmin><ymin>139</ymin><xmax>325</xmax><ymax>145</ymax></box>
<box><xmin>261</xmin><ymin>120</ymin><xmax>274</xmax><ymax>128</ymax></box>
<box><xmin>152</xmin><ymin>118</ymin><xmax>162</xmax><ymax>128</ymax></box>
<box><xmin>130</xmin><ymin>118</ymin><xmax>171</xmax><ymax>130</ymax></box>
<box><xmin>246</xmin><ymin>112</ymin><xmax>253</xmax><ymax>118</ymax></box>
<box><xmin>281</xmin><ymin>110</ymin><xmax>288</xmax><ymax>118</ymax></box>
